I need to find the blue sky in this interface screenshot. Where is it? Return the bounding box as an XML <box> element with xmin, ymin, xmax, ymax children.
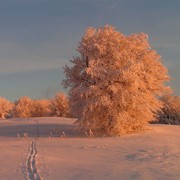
<box><xmin>0</xmin><ymin>0</ymin><xmax>179</xmax><ymax>101</ymax></box>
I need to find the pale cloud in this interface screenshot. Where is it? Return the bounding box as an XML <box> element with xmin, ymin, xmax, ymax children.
<box><xmin>0</xmin><ymin>59</ymin><xmax>66</xmax><ymax>74</ymax></box>
<box><xmin>0</xmin><ymin>41</ymin><xmax>70</xmax><ymax>74</ymax></box>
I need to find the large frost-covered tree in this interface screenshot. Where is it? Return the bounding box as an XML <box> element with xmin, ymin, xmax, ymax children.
<box><xmin>63</xmin><ymin>25</ymin><xmax>170</xmax><ymax>135</ymax></box>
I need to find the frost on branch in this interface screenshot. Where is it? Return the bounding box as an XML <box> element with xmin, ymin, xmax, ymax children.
<box><xmin>63</xmin><ymin>25</ymin><xmax>170</xmax><ymax>135</ymax></box>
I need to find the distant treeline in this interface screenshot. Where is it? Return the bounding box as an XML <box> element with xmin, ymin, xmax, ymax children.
<box><xmin>0</xmin><ymin>92</ymin><xmax>70</xmax><ymax>119</ymax></box>
<box><xmin>0</xmin><ymin>93</ymin><xmax>179</xmax><ymax>126</ymax></box>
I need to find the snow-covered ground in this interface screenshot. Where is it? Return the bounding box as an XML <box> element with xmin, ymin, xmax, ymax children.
<box><xmin>0</xmin><ymin>117</ymin><xmax>180</xmax><ymax>180</ymax></box>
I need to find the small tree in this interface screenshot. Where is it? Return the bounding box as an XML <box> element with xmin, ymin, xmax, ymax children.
<box><xmin>13</xmin><ymin>96</ymin><xmax>33</xmax><ymax>118</ymax></box>
<box><xmin>0</xmin><ymin>97</ymin><xmax>13</xmax><ymax>119</ymax></box>
<box><xmin>31</xmin><ymin>99</ymin><xmax>51</xmax><ymax>117</ymax></box>
<box><xmin>50</xmin><ymin>93</ymin><xmax>70</xmax><ymax>117</ymax></box>
<box><xmin>63</xmin><ymin>25</ymin><xmax>170</xmax><ymax>135</ymax></box>
<box><xmin>156</xmin><ymin>94</ymin><xmax>180</xmax><ymax>125</ymax></box>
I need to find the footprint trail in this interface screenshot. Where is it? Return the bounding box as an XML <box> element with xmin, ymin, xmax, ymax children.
<box><xmin>22</xmin><ymin>119</ymin><xmax>41</xmax><ymax>180</ymax></box>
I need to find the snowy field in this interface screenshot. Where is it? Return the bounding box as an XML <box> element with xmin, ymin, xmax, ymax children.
<box><xmin>0</xmin><ymin>117</ymin><xmax>180</xmax><ymax>180</ymax></box>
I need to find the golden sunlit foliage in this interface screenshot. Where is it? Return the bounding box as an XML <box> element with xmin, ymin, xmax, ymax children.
<box><xmin>12</xmin><ymin>96</ymin><xmax>33</xmax><ymax>118</ymax></box>
<box><xmin>50</xmin><ymin>93</ymin><xmax>70</xmax><ymax>117</ymax></box>
<box><xmin>63</xmin><ymin>25</ymin><xmax>170</xmax><ymax>135</ymax></box>
<box><xmin>31</xmin><ymin>99</ymin><xmax>51</xmax><ymax>117</ymax></box>
<box><xmin>0</xmin><ymin>97</ymin><xmax>13</xmax><ymax>119</ymax></box>
<box><xmin>11</xmin><ymin>92</ymin><xmax>70</xmax><ymax>118</ymax></box>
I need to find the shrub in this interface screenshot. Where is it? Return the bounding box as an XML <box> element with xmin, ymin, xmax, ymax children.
<box><xmin>31</xmin><ymin>99</ymin><xmax>51</xmax><ymax>117</ymax></box>
<box><xmin>0</xmin><ymin>97</ymin><xmax>13</xmax><ymax>119</ymax></box>
<box><xmin>156</xmin><ymin>95</ymin><xmax>180</xmax><ymax>125</ymax></box>
<box><xmin>50</xmin><ymin>93</ymin><xmax>70</xmax><ymax>117</ymax></box>
<box><xmin>13</xmin><ymin>96</ymin><xmax>33</xmax><ymax>118</ymax></box>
